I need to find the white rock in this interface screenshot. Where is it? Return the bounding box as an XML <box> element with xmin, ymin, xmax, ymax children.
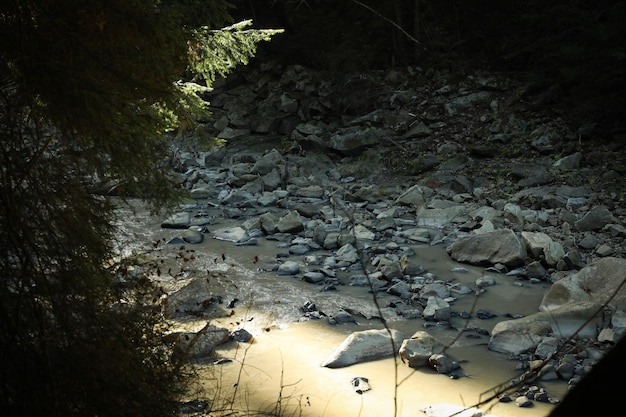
<box><xmin>321</xmin><ymin>328</ymin><xmax>405</xmax><ymax>368</ymax></box>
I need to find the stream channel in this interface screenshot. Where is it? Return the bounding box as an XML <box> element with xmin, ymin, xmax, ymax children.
<box><xmin>114</xmin><ymin>199</ymin><xmax>567</xmax><ymax>417</ymax></box>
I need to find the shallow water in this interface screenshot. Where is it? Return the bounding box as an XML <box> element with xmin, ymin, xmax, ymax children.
<box><xmin>201</xmin><ymin>321</ymin><xmax>563</xmax><ymax>417</ymax></box>
<box><xmin>113</xmin><ymin>199</ymin><xmax>568</xmax><ymax>417</ymax></box>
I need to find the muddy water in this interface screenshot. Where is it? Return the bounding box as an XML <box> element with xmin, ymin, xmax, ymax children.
<box><xmin>113</xmin><ymin>200</ymin><xmax>567</xmax><ymax>417</ymax></box>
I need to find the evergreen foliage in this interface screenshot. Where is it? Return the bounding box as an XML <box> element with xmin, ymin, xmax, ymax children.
<box><xmin>0</xmin><ymin>1</ymin><xmax>281</xmax><ymax>416</ymax></box>
<box><xmin>189</xmin><ymin>20</ymin><xmax>284</xmax><ymax>85</ymax></box>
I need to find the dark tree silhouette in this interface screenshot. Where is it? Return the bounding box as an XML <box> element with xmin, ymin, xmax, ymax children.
<box><xmin>0</xmin><ymin>1</ymin><xmax>280</xmax><ymax>416</ymax></box>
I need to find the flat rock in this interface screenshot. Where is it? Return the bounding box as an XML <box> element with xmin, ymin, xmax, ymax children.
<box><xmin>321</xmin><ymin>328</ymin><xmax>406</xmax><ymax>368</ymax></box>
<box><xmin>446</xmin><ymin>229</ymin><xmax>527</xmax><ymax>267</ymax></box>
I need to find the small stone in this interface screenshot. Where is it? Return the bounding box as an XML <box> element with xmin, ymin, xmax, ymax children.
<box><xmin>351</xmin><ymin>377</ymin><xmax>371</xmax><ymax>394</ymax></box>
<box><xmin>230</xmin><ymin>328</ymin><xmax>254</xmax><ymax>343</ymax></box>
<box><xmin>515</xmin><ymin>395</ymin><xmax>533</xmax><ymax>407</ymax></box>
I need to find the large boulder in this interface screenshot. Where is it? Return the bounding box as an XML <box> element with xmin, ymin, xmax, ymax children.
<box><xmin>321</xmin><ymin>328</ymin><xmax>406</xmax><ymax>368</ymax></box>
<box><xmin>488</xmin><ymin>301</ymin><xmax>604</xmax><ymax>355</ymax></box>
<box><xmin>488</xmin><ymin>258</ymin><xmax>626</xmax><ymax>355</ymax></box>
<box><xmin>540</xmin><ymin>257</ymin><xmax>626</xmax><ymax>311</ymax></box>
<box><xmin>574</xmin><ymin>205</ymin><xmax>616</xmax><ymax>231</ymax></box>
<box><xmin>446</xmin><ymin>229</ymin><xmax>527</xmax><ymax>267</ymax></box>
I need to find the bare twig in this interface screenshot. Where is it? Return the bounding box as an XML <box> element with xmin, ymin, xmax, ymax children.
<box><xmin>349</xmin><ymin>0</ymin><xmax>420</xmax><ymax>45</ymax></box>
<box><xmin>329</xmin><ymin>190</ymin><xmax>400</xmax><ymax>417</ymax></box>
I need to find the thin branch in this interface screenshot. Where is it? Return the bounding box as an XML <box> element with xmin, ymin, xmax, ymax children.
<box><xmin>349</xmin><ymin>0</ymin><xmax>420</xmax><ymax>45</ymax></box>
<box><xmin>329</xmin><ymin>189</ymin><xmax>400</xmax><ymax>417</ymax></box>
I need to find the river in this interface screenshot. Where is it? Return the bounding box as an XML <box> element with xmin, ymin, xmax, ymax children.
<box><xmin>113</xmin><ymin>199</ymin><xmax>567</xmax><ymax>417</ymax></box>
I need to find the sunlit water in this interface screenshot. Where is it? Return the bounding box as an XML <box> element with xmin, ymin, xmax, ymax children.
<box><xmin>113</xmin><ymin>199</ymin><xmax>567</xmax><ymax>417</ymax></box>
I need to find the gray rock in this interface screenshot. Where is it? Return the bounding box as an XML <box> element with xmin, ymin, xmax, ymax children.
<box><xmin>352</xmin><ymin>224</ymin><xmax>375</xmax><ymax>240</ymax></box>
<box><xmin>553</xmin><ymin>152</ymin><xmax>583</xmax><ymax>171</ymax></box>
<box><xmin>288</xmin><ymin>244</ymin><xmax>310</xmax><ymax>255</ymax></box>
<box><xmin>387</xmin><ymin>281</ymin><xmax>411</xmax><ymax>297</ymax></box>
<box><xmin>220</xmin><ymin>189</ymin><xmax>255</xmax><ymax>207</ymax></box>
<box><xmin>595</xmin><ymin>244</ymin><xmax>613</xmax><ymax>257</ymax></box>
<box><xmin>335</xmin><ymin>243</ymin><xmax>359</xmax><ymax>264</ymax></box>
<box><xmin>428</xmin><ymin>353</ymin><xmax>461</xmax><ymax>375</ymax></box>
<box><xmin>182</xmin><ymin>229</ymin><xmax>204</xmax><ymax>244</ymax></box>
<box><xmin>328</xmin><ymin>310</ymin><xmax>358</xmax><ymax>325</ymax></box>
<box><xmin>380</xmin><ymin>260</ymin><xmax>404</xmax><ymax>280</ymax></box>
<box><xmin>165</xmin><ymin>323</ymin><xmax>230</xmax><ymax>359</ymax></box>
<box><xmin>165</xmin><ymin>278</ymin><xmax>226</xmax><ymax>317</ymax></box>
<box><xmin>217</xmin><ymin>127</ymin><xmax>250</xmax><ymax>140</ymax></box>
<box><xmin>503</xmin><ymin>203</ymin><xmax>523</xmax><ymax>227</ymax></box>
<box><xmin>419</xmin><ymin>283</ymin><xmax>450</xmax><ymax>300</ymax></box>
<box><xmin>258</xmin><ymin>191</ymin><xmax>279</xmax><ymax>207</ymax></box>
<box><xmin>251</xmin><ymin>148</ymin><xmax>285</xmax><ymax>175</ymax></box>
<box><xmin>574</xmin><ymin>205</ymin><xmax>616</xmax><ymax>231</ymax></box>
<box><xmin>296</xmin><ymin>121</ymin><xmax>327</xmax><ymax>136</ymax></box>
<box><xmin>534</xmin><ymin>336</ymin><xmax>560</xmax><ymax>359</ymax></box>
<box><xmin>212</xmin><ymin>226</ymin><xmax>249</xmax><ymax>243</ymax></box>
<box><xmin>161</xmin><ymin>212</ymin><xmax>191</xmax><ymax>229</ymax></box>
<box><xmin>261</xmin><ymin>169</ymin><xmax>282</xmax><ymax>191</ymax></box>
<box><xmin>190</xmin><ymin>186</ymin><xmax>214</xmax><ymax>199</ymax></box>
<box><xmin>259</xmin><ymin>212</ymin><xmax>278</xmax><ymax>234</ymax></box>
<box><xmin>399</xmin><ymin>331</ymin><xmax>444</xmax><ymax>369</ymax></box>
<box><xmin>327</xmin><ymin>126</ymin><xmax>381</xmax><ymax>154</ymax></box>
<box><xmin>578</xmin><ymin>234</ymin><xmax>599</xmax><ymax>249</ymax></box>
<box><xmin>322</xmin><ymin>232</ymin><xmax>339</xmax><ymax>249</ymax></box>
<box><xmin>302</xmin><ymin>272</ymin><xmax>325</xmax><ymax>283</ymax></box>
<box><xmin>444</xmin><ymin>91</ymin><xmax>491</xmax><ymax>115</ymax></box>
<box><xmin>240</xmin><ymin>178</ymin><xmax>264</xmax><ymax>195</ymax></box>
<box><xmin>540</xmin><ymin>257</ymin><xmax>626</xmax><ymax>311</ymax></box>
<box><xmin>230</xmin><ymin>328</ymin><xmax>254</xmax><ymax>343</ymax></box>
<box><xmin>395</xmin><ymin>184</ymin><xmax>432</xmax><ymax>207</ymax></box>
<box><xmin>291</xmin><ymin>185</ymin><xmax>324</xmax><ymax>198</ymax></box>
<box><xmin>446</xmin><ymin>229</ymin><xmax>527</xmax><ymax>267</ymax></box>
<box><xmin>521</xmin><ymin>231</ymin><xmax>564</xmax><ymax>266</ymax></box>
<box><xmin>404</xmin><ymin>121</ymin><xmax>432</xmax><ymax>138</ymax></box>
<box><xmin>526</xmin><ymin>261</ymin><xmax>547</xmax><ymax>279</ymax></box>
<box><xmin>417</xmin><ymin>206</ymin><xmax>468</xmax><ymax>229</ymax></box>
<box><xmin>321</xmin><ymin>328</ymin><xmax>406</xmax><ymax>368</ymax></box>
<box><xmin>277</xmin><ymin>260</ymin><xmax>300</xmax><ymax>275</ymax></box>
<box><xmin>488</xmin><ymin>301</ymin><xmax>604</xmax><ymax>355</ymax></box>
<box><xmin>278</xmin><ymin>93</ymin><xmax>298</xmax><ymax>113</ymax></box>
<box><xmin>276</xmin><ymin>210</ymin><xmax>304</xmax><ymax>233</ymax></box>
<box><xmin>556</xmin><ymin>354</ymin><xmax>577</xmax><ymax>380</ymax></box>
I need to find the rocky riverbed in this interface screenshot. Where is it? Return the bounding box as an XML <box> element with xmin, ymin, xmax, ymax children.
<box><xmin>114</xmin><ymin>62</ymin><xmax>626</xmax><ymax>417</ymax></box>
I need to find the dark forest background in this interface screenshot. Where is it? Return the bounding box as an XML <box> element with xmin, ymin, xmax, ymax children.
<box><xmin>230</xmin><ymin>0</ymin><xmax>626</xmax><ymax>137</ymax></box>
